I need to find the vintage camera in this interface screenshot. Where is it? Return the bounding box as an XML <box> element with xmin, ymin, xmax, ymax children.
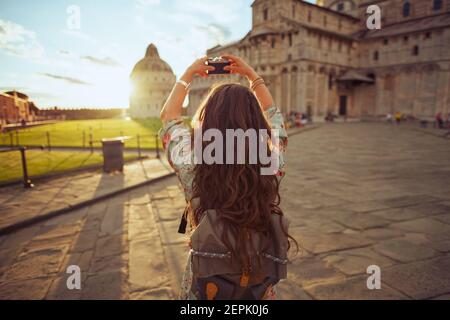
<box><xmin>207</xmin><ymin>57</ymin><xmax>231</xmax><ymax>75</ymax></box>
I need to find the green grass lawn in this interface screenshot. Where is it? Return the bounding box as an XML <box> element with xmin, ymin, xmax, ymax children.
<box><xmin>0</xmin><ymin>118</ymin><xmax>163</xmax><ymax>149</ymax></box>
<box><xmin>0</xmin><ymin>149</ymin><xmax>138</xmax><ymax>183</ymax></box>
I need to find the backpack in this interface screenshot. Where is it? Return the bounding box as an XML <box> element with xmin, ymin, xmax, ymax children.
<box><xmin>188</xmin><ymin>209</ymin><xmax>289</xmax><ymax>300</ymax></box>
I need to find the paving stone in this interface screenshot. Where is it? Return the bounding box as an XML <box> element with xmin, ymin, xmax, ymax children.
<box><xmin>59</xmin><ymin>250</ymin><xmax>93</xmax><ymax>275</ymax></box>
<box><xmin>43</xmin><ymin>207</ymin><xmax>88</xmax><ymax>227</ymax></box>
<box><xmin>382</xmin><ymin>256</ymin><xmax>450</xmax><ymax>299</ymax></box>
<box><xmin>32</xmin><ymin>224</ymin><xmax>80</xmax><ymax>245</ymax></box>
<box><xmin>158</xmin><ymin>219</ymin><xmax>188</xmax><ymax>246</ymax></box>
<box><xmin>100</xmin><ymin>204</ymin><xmax>127</xmax><ymax>236</ymax></box>
<box><xmin>70</xmin><ymin>230</ymin><xmax>98</xmax><ymax>253</ymax></box>
<box><xmin>362</xmin><ymin>228</ymin><xmax>404</xmax><ymax>240</ymax></box>
<box><xmin>82</xmin><ymin>270</ymin><xmax>128</xmax><ymax>300</ymax></box>
<box><xmin>342</xmin><ymin>201</ymin><xmax>390</xmax><ymax>213</ymax></box>
<box><xmin>2</xmin><ymin>244</ymin><xmax>68</xmax><ymax>282</ymax></box>
<box><xmin>323</xmin><ymin>247</ymin><xmax>396</xmax><ymax>276</ymax></box>
<box><xmin>94</xmin><ymin>234</ymin><xmax>126</xmax><ymax>258</ymax></box>
<box><xmin>46</xmin><ymin>275</ymin><xmax>87</xmax><ymax>300</ymax></box>
<box><xmin>433</xmin><ymin>213</ymin><xmax>450</xmax><ymax>225</ymax></box>
<box><xmin>432</xmin><ymin>294</ymin><xmax>450</xmax><ymax>300</ymax></box>
<box><xmin>0</xmin><ymin>277</ymin><xmax>54</xmax><ymax>300</ymax></box>
<box><xmin>288</xmin><ymin>256</ymin><xmax>345</xmax><ymax>286</ymax></box>
<box><xmin>294</xmin><ymin>229</ymin><xmax>372</xmax><ymax>254</ymax></box>
<box><xmin>129</xmin><ymin>237</ymin><xmax>171</xmax><ymax>293</ymax></box>
<box><xmin>390</xmin><ymin>218</ymin><xmax>450</xmax><ymax>235</ymax></box>
<box><xmin>277</xmin><ymin>277</ymin><xmax>313</xmax><ymax>300</ymax></box>
<box><xmin>371</xmin><ymin>207</ymin><xmax>428</xmax><ymax>222</ymax></box>
<box><xmin>130</xmin><ymin>286</ymin><xmax>174</xmax><ymax>300</ymax></box>
<box><xmin>332</xmin><ymin>212</ymin><xmax>390</xmax><ymax>230</ymax></box>
<box><xmin>304</xmin><ymin>275</ymin><xmax>407</xmax><ymax>300</ymax></box>
<box><xmin>0</xmin><ymin>248</ymin><xmax>20</xmax><ymax>277</ymax></box>
<box><xmin>408</xmin><ymin>202</ymin><xmax>450</xmax><ymax>216</ymax></box>
<box><xmin>0</xmin><ymin>225</ymin><xmax>40</xmax><ymax>250</ymax></box>
<box><xmin>89</xmin><ymin>253</ymin><xmax>128</xmax><ymax>274</ymax></box>
<box><xmin>162</xmin><ymin>243</ymin><xmax>191</xmax><ymax>294</ymax></box>
<box><xmin>0</xmin><ymin>159</ymin><xmax>170</xmax><ymax>236</ymax></box>
<box><xmin>373</xmin><ymin>238</ymin><xmax>438</xmax><ymax>263</ymax></box>
<box><xmin>381</xmin><ymin>195</ymin><xmax>441</xmax><ymax>208</ymax></box>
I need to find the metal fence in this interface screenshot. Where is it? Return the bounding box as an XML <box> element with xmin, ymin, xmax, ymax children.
<box><xmin>0</xmin><ymin>133</ymin><xmax>161</xmax><ymax>189</ymax></box>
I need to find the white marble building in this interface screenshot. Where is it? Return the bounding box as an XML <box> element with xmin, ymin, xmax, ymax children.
<box><xmin>129</xmin><ymin>44</ymin><xmax>176</xmax><ymax>118</ymax></box>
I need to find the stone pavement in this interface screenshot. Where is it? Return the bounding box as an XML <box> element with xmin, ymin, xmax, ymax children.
<box><xmin>0</xmin><ymin>122</ymin><xmax>449</xmax><ymax>299</ymax></box>
<box><xmin>0</xmin><ymin>158</ymin><xmax>174</xmax><ymax>235</ymax></box>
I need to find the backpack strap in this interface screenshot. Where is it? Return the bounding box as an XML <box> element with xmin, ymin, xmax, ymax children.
<box><xmin>177</xmin><ymin>206</ymin><xmax>189</xmax><ymax>234</ymax></box>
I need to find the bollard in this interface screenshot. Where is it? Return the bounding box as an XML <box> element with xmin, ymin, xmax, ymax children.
<box><xmin>155</xmin><ymin>134</ymin><xmax>160</xmax><ymax>159</ymax></box>
<box><xmin>137</xmin><ymin>134</ymin><xmax>141</xmax><ymax>158</ymax></box>
<box><xmin>46</xmin><ymin>131</ymin><xmax>51</xmax><ymax>151</ymax></box>
<box><xmin>19</xmin><ymin>147</ymin><xmax>34</xmax><ymax>188</ymax></box>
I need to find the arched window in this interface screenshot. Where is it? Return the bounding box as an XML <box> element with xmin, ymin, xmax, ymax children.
<box><xmin>373</xmin><ymin>51</ymin><xmax>379</xmax><ymax>61</ymax></box>
<box><xmin>433</xmin><ymin>0</ymin><xmax>442</xmax><ymax>11</ymax></box>
<box><xmin>263</xmin><ymin>8</ymin><xmax>268</xmax><ymax>21</ymax></box>
<box><xmin>403</xmin><ymin>2</ymin><xmax>411</xmax><ymax>17</ymax></box>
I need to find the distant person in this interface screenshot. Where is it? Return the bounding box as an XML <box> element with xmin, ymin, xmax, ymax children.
<box><xmin>394</xmin><ymin>112</ymin><xmax>402</xmax><ymax>125</ymax></box>
<box><xmin>435</xmin><ymin>112</ymin><xmax>444</xmax><ymax>129</ymax></box>
<box><xmin>159</xmin><ymin>54</ymin><xmax>297</xmax><ymax>300</ymax></box>
<box><xmin>386</xmin><ymin>113</ymin><xmax>393</xmax><ymax>123</ymax></box>
<box><xmin>295</xmin><ymin>112</ymin><xmax>302</xmax><ymax>127</ymax></box>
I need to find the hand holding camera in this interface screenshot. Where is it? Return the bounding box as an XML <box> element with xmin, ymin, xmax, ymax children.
<box><xmin>181</xmin><ymin>56</ymin><xmax>216</xmax><ymax>83</ymax></box>
<box><xmin>181</xmin><ymin>54</ymin><xmax>259</xmax><ymax>84</ymax></box>
<box><xmin>221</xmin><ymin>54</ymin><xmax>258</xmax><ymax>82</ymax></box>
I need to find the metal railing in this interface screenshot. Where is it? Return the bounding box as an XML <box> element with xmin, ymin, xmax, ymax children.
<box><xmin>0</xmin><ymin>147</ymin><xmax>34</xmax><ymax>188</ymax></box>
<box><xmin>2</xmin><ymin>130</ymin><xmax>162</xmax><ymax>158</ymax></box>
<box><xmin>1</xmin><ymin>132</ymin><xmax>162</xmax><ymax>189</ymax></box>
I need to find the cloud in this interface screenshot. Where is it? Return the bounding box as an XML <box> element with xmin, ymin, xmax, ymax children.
<box><xmin>81</xmin><ymin>55</ymin><xmax>121</xmax><ymax>67</ymax></box>
<box><xmin>196</xmin><ymin>23</ymin><xmax>231</xmax><ymax>45</ymax></box>
<box><xmin>62</xmin><ymin>29</ymin><xmax>96</xmax><ymax>43</ymax></box>
<box><xmin>175</xmin><ymin>0</ymin><xmax>243</xmax><ymax>24</ymax></box>
<box><xmin>136</xmin><ymin>0</ymin><xmax>160</xmax><ymax>6</ymax></box>
<box><xmin>0</xmin><ymin>19</ymin><xmax>44</xmax><ymax>59</ymax></box>
<box><xmin>39</xmin><ymin>73</ymin><xmax>91</xmax><ymax>85</ymax></box>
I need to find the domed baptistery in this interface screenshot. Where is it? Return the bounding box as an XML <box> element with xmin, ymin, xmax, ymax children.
<box><xmin>129</xmin><ymin>44</ymin><xmax>176</xmax><ymax>118</ymax></box>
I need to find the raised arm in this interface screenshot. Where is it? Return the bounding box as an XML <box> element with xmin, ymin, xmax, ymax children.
<box><xmin>160</xmin><ymin>56</ymin><xmax>215</xmax><ymax>122</ymax></box>
<box><xmin>222</xmin><ymin>54</ymin><xmax>274</xmax><ymax>111</ymax></box>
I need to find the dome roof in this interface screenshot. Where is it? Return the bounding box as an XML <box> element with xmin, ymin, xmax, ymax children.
<box><xmin>131</xmin><ymin>43</ymin><xmax>174</xmax><ymax>75</ymax></box>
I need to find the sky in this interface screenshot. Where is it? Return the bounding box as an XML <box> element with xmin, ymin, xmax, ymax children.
<box><xmin>0</xmin><ymin>0</ymin><xmax>315</xmax><ymax>109</ymax></box>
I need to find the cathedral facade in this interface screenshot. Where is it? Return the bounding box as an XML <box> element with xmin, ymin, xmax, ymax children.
<box><xmin>188</xmin><ymin>0</ymin><xmax>450</xmax><ymax>120</ymax></box>
<box><xmin>129</xmin><ymin>44</ymin><xmax>176</xmax><ymax>118</ymax></box>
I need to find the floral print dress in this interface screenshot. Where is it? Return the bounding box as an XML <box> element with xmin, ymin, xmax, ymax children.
<box><xmin>158</xmin><ymin>106</ymin><xmax>288</xmax><ymax>300</ymax></box>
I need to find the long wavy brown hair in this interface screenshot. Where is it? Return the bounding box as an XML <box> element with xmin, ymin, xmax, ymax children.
<box><xmin>189</xmin><ymin>83</ymin><xmax>297</xmax><ymax>275</ymax></box>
